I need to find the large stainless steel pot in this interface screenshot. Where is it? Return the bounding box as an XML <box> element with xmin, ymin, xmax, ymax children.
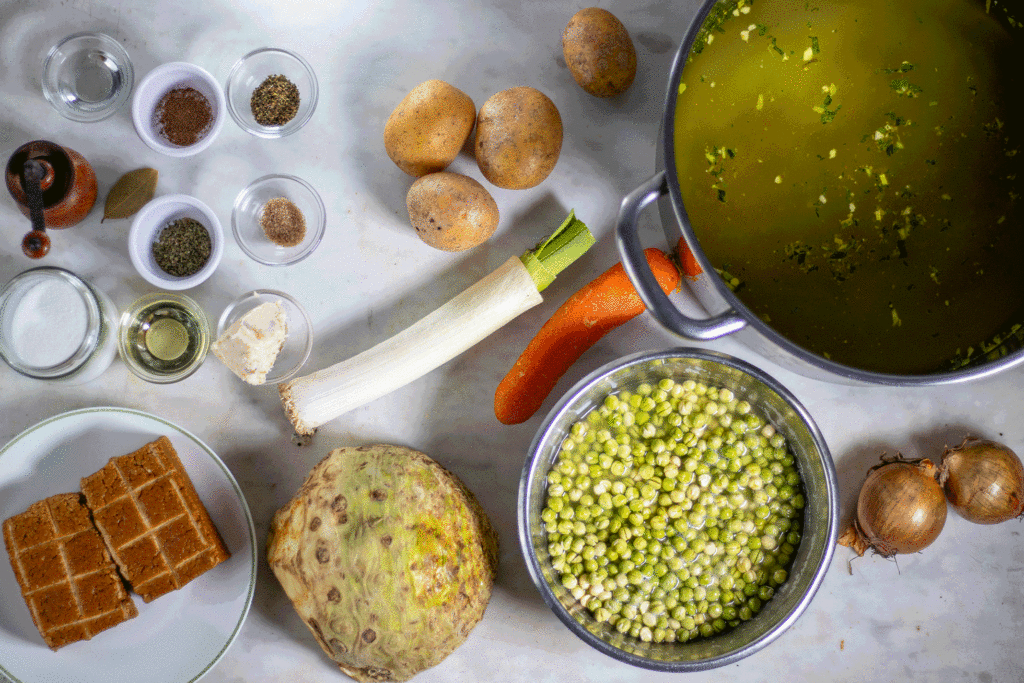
<box><xmin>616</xmin><ymin>0</ymin><xmax>1024</xmax><ymax>387</ymax></box>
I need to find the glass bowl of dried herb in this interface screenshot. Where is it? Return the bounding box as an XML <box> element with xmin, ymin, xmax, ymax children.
<box><xmin>225</xmin><ymin>48</ymin><xmax>318</xmax><ymax>138</ymax></box>
<box><xmin>128</xmin><ymin>194</ymin><xmax>225</xmax><ymax>290</ymax></box>
<box><xmin>231</xmin><ymin>174</ymin><xmax>325</xmax><ymax>266</ymax></box>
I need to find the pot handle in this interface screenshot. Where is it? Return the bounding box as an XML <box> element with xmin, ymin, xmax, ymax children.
<box><xmin>616</xmin><ymin>171</ymin><xmax>746</xmax><ymax>341</ymax></box>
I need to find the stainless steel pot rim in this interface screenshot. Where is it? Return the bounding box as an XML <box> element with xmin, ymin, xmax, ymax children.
<box><xmin>518</xmin><ymin>346</ymin><xmax>839</xmax><ymax>672</ymax></box>
<box><xmin>626</xmin><ymin>0</ymin><xmax>1024</xmax><ymax>387</ymax></box>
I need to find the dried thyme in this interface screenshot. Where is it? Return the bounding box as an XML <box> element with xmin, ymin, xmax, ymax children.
<box><xmin>152</xmin><ymin>217</ymin><xmax>211</xmax><ymax>277</ymax></box>
<box><xmin>251</xmin><ymin>75</ymin><xmax>300</xmax><ymax>126</ymax></box>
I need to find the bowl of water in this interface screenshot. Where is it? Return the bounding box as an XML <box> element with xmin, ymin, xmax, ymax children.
<box><xmin>42</xmin><ymin>32</ymin><xmax>134</xmax><ymax>123</ymax></box>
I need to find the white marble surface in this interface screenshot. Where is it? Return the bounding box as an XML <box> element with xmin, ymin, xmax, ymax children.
<box><xmin>1</xmin><ymin>1</ymin><xmax>1023</xmax><ymax>682</ymax></box>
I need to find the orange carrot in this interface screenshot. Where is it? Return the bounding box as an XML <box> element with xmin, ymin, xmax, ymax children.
<box><xmin>494</xmin><ymin>248</ymin><xmax>681</xmax><ymax>425</ymax></box>
<box><xmin>676</xmin><ymin>236</ymin><xmax>704</xmax><ymax>279</ymax></box>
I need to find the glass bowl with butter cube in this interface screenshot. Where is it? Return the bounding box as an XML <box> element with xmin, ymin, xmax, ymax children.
<box><xmin>117</xmin><ymin>292</ymin><xmax>210</xmax><ymax>383</ymax></box>
<box><xmin>212</xmin><ymin>289</ymin><xmax>312</xmax><ymax>385</ymax></box>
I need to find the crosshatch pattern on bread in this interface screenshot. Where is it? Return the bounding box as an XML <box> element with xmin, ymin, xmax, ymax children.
<box><xmin>2</xmin><ymin>493</ymin><xmax>139</xmax><ymax>650</ymax></box>
<box><xmin>80</xmin><ymin>436</ymin><xmax>230</xmax><ymax>603</ymax></box>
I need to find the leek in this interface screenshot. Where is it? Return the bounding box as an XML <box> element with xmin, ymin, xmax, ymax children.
<box><xmin>279</xmin><ymin>211</ymin><xmax>594</xmax><ymax>435</ymax></box>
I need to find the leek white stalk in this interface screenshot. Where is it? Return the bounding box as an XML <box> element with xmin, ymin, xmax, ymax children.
<box><xmin>280</xmin><ymin>212</ymin><xmax>594</xmax><ymax>435</ymax></box>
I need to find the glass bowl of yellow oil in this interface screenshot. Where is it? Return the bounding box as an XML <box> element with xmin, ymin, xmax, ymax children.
<box><xmin>118</xmin><ymin>292</ymin><xmax>210</xmax><ymax>383</ymax></box>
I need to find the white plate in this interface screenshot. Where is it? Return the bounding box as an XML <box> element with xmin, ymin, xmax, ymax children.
<box><xmin>0</xmin><ymin>407</ymin><xmax>256</xmax><ymax>683</ymax></box>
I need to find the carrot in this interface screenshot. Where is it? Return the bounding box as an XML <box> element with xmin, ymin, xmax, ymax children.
<box><xmin>494</xmin><ymin>247</ymin><xmax>681</xmax><ymax>425</ymax></box>
<box><xmin>676</xmin><ymin>236</ymin><xmax>704</xmax><ymax>279</ymax></box>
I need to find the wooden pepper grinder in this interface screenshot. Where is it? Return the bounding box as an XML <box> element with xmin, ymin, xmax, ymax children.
<box><xmin>5</xmin><ymin>140</ymin><xmax>98</xmax><ymax>258</ymax></box>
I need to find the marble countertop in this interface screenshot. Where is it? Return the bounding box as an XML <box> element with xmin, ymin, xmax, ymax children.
<box><xmin>1</xmin><ymin>1</ymin><xmax>1022</xmax><ymax>682</ymax></box>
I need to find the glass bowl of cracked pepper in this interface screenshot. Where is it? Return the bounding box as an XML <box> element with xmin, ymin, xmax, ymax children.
<box><xmin>225</xmin><ymin>48</ymin><xmax>318</xmax><ymax>138</ymax></box>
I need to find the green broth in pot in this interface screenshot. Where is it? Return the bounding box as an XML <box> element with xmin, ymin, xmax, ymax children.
<box><xmin>674</xmin><ymin>0</ymin><xmax>1024</xmax><ymax>374</ymax></box>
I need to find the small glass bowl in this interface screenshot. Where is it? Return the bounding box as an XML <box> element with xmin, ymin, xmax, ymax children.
<box><xmin>42</xmin><ymin>32</ymin><xmax>134</xmax><ymax>122</ymax></box>
<box><xmin>215</xmin><ymin>289</ymin><xmax>312</xmax><ymax>384</ymax></box>
<box><xmin>117</xmin><ymin>292</ymin><xmax>210</xmax><ymax>384</ymax></box>
<box><xmin>225</xmin><ymin>48</ymin><xmax>318</xmax><ymax>138</ymax></box>
<box><xmin>231</xmin><ymin>174</ymin><xmax>325</xmax><ymax>266</ymax></box>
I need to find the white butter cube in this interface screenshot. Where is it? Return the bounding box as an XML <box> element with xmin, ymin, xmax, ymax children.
<box><xmin>212</xmin><ymin>301</ymin><xmax>288</xmax><ymax>385</ymax></box>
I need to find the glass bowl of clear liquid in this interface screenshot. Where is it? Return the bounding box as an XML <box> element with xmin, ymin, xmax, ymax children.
<box><xmin>117</xmin><ymin>292</ymin><xmax>210</xmax><ymax>384</ymax></box>
<box><xmin>42</xmin><ymin>32</ymin><xmax>134</xmax><ymax>123</ymax></box>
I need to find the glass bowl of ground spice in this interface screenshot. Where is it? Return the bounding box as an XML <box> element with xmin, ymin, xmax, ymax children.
<box><xmin>128</xmin><ymin>194</ymin><xmax>225</xmax><ymax>289</ymax></box>
<box><xmin>131</xmin><ymin>61</ymin><xmax>226</xmax><ymax>157</ymax></box>
<box><xmin>225</xmin><ymin>48</ymin><xmax>318</xmax><ymax>138</ymax></box>
<box><xmin>231</xmin><ymin>174</ymin><xmax>325</xmax><ymax>266</ymax></box>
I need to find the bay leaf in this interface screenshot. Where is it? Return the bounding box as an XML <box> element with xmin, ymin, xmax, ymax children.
<box><xmin>102</xmin><ymin>167</ymin><xmax>158</xmax><ymax>222</ymax></box>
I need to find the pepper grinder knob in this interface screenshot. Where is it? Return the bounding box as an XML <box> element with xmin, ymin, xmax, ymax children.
<box><xmin>20</xmin><ymin>160</ymin><xmax>50</xmax><ymax>259</ymax></box>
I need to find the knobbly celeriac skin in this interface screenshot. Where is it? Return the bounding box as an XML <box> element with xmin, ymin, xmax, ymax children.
<box><xmin>542</xmin><ymin>378</ymin><xmax>804</xmax><ymax>644</ymax></box>
<box><xmin>267</xmin><ymin>444</ymin><xmax>499</xmax><ymax>682</ymax></box>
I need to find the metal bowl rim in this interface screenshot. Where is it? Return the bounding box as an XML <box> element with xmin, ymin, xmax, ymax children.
<box><xmin>518</xmin><ymin>346</ymin><xmax>839</xmax><ymax>671</ymax></box>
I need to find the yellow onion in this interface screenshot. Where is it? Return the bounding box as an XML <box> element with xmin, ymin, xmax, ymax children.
<box><xmin>939</xmin><ymin>437</ymin><xmax>1024</xmax><ymax>524</ymax></box>
<box><xmin>838</xmin><ymin>456</ymin><xmax>947</xmax><ymax>557</ymax></box>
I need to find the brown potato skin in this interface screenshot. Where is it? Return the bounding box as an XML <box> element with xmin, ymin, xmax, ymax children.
<box><xmin>384</xmin><ymin>80</ymin><xmax>476</xmax><ymax>177</ymax></box>
<box><xmin>562</xmin><ymin>7</ymin><xmax>637</xmax><ymax>98</ymax></box>
<box><xmin>406</xmin><ymin>172</ymin><xmax>499</xmax><ymax>251</ymax></box>
<box><xmin>475</xmin><ymin>87</ymin><xmax>562</xmax><ymax>190</ymax></box>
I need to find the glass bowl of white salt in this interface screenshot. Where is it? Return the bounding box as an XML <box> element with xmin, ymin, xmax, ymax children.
<box><xmin>0</xmin><ymin>267</ymin><xmax>118</xmax><ymax>384</ymax></box>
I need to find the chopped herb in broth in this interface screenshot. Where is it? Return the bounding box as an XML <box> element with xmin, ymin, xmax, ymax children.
<box><xmin>674</xmin><ymin>0</ymin><xmax>1024</xmax><ymax>374</ymax></box>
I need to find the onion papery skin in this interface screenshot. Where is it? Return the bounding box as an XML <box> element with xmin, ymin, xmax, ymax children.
<box><xmin>941</xmin><ymin>438</ymin><xmax>1024</xmax><ymax>525</ymax></box>
<box><xmin>856</xmin><ymin>459</ymin><xmax>947</xmax><ymax>557</ymax></box>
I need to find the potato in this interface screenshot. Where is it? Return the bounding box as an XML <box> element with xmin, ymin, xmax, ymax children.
<box><xmin>475</xmin><ymin>87</ymin><xmax>562</xmax><ymax>190</ymax></box>
<box><xmin>562</xmin><ymin>8</ymin><xmax>637</xmax><ymax>98</ymax></box>
<box><xmin>406</xmin><ymin>172</ymin><xmax>499</xmax><ymax>251</ymax></box>
<box><xmin>384</xmin><ymin>80</ymin><xmax>476</xmax><ymax>177</ymax></box>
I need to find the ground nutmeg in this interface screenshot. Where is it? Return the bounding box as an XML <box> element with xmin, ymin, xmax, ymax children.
<box><xmin>260</xmin><ymin>197</ymin><xmax>306</xmax><ymax>247</ymax></box>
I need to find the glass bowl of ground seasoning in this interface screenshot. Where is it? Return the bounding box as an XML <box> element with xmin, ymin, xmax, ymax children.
<box><xmin>131</xmin><ymin>61</ymin><xmax>226</xmax><ymax>157</ymax></box>
<box><xmin>128</xmin><ymin>194</ymin><xmax>225</xmax><ymax>289</ymax></box>
<box><xmin>231</xmin><ymin>174</ymin><xmax>325</xmax><ymax>266</ymax></box>
<box><xmin>225</xmin><ymin>48</ymin><xmax>318</xmax><ymax>138</ymax></box>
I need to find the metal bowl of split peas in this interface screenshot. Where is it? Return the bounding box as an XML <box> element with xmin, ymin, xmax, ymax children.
<box><xmin>519</xmin><ymin>348</ymin><xmax>839</xmax><ymax>671</ymax></box>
